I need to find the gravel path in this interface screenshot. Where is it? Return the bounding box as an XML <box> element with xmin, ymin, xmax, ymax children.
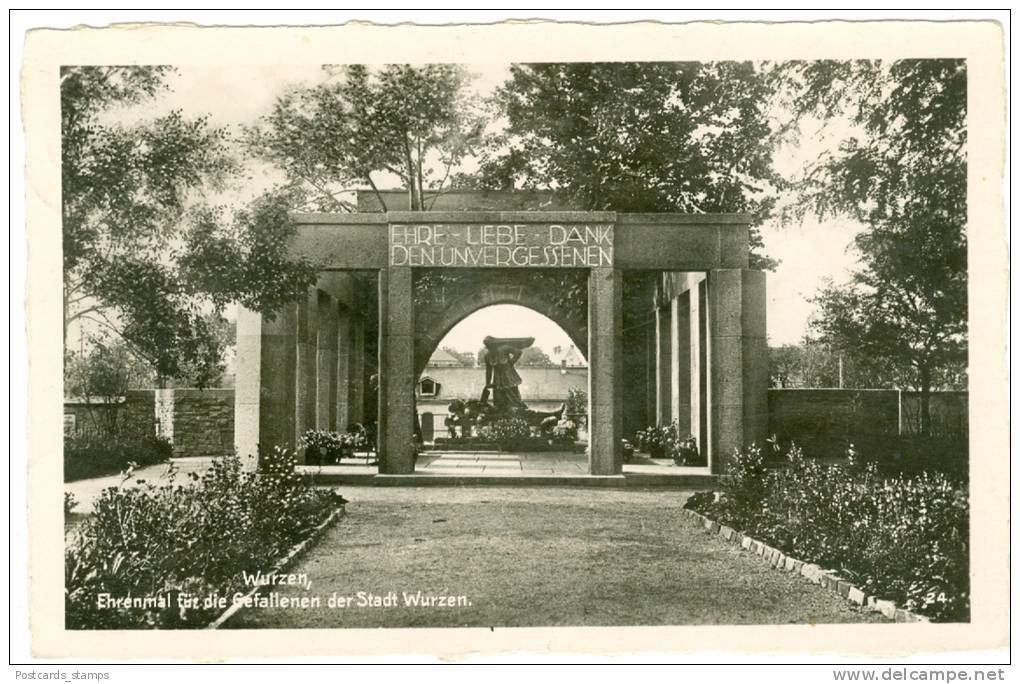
<box><xmin>226</xmin><ymin>486</ymin><xmax>885</xmax><ymax>628</ymax></box>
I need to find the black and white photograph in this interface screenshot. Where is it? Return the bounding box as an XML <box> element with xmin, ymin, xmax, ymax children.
<box><xmin>14</xmin><ymin>14</ymin><xmax>1009</xmax><ymax>665</ymax></box>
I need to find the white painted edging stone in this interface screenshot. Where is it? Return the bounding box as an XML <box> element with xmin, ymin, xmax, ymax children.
<box><xmin>208</xmin><ymin>504</ymin><xmax>347</xmax><ymax>629</ymax></box>
<box><xmin>682</xmin><ymin>507</ymin><xmax>931</xmax><ymax>623</ymax></box>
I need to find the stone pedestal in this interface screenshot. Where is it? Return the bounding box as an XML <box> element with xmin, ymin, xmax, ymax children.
<box><xmin>588</xmin><ymin>267</ymin><xmax>623</xmax><ymax>475</ymax></box>
<box><xmin>708</xmin><ymin>268</ymin><xmax>767</xmax><ymax>473</ymax></box>
<box><xmin>378</xmin><ymin>267</ymin><xmax>416</xmax><ymax>474</ymax></box>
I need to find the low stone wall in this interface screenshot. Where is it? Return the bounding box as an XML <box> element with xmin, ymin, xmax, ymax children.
<box><xmin>768</xmin><ymin>388</ymin><xmax>968</xmax><ymax>458</ymax></box>
<box><xmin>64</xmin><ymin>388</ymin><xmax>234</xmax><ymax>458</ymax></box>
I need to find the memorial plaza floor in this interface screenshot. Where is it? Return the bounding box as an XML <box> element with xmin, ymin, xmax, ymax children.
<box><xmin>298</xmin><ymin>449</ymin><xmax>715</xmax><ymax>487</ymax></box>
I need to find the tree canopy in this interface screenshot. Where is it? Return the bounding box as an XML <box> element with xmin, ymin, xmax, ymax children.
<box><xmin>783</xmin><ymin>59</ymin><xmax>968</xmax><ymax>432</ymax></box>
<box><xmin>476</xmin><ymin>62</ymin><xmax>785</xmax><ymax>269</ymax></box>
<box><xmin>248</xmin><ymin>64</ymin><xmax>485</xmax><ymax>212</ymax></box>
<box><xmin>62</xmin><ymin>66</ymin><xmax>315</xmax><ymax>386</ymax></box>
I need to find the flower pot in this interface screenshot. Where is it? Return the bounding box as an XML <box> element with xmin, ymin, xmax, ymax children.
<box><xmin>304</xmin><ymin>445</ymin><xmax>322</xmax><ymax>466</ymax></box>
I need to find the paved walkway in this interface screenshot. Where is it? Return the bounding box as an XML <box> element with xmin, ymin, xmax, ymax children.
<box><xmin>226</xmin><ymin>486</ymin><xmax>885</xmax><ymax>629</ymax></box>
<box><xmin>65</xmin><ymin>457</ymin><xmax>214</xmax><ymax>513</ymax></box>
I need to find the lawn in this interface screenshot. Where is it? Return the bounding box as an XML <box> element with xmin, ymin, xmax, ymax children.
<box><xmin>226</xmin><ymin>486</ymin><xmax>884</xmax><ymax>628</ymax></box>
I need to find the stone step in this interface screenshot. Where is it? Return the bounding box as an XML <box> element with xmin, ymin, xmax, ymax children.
<box><xmin>308</xmin><ymin>471</ymin><xmax>718</xmax><ymax>489</ymax></box>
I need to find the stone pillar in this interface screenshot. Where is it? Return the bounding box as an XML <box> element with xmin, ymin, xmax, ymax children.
<box><xmin>294</xmin><ymin>288</ymin><xmax>318</xmax><ymax>460</ymax></box>
<box><xmin>588</xmin><ymin>267</ymin><xmax>623</xmax><ymax>475</ymax></box>
<box><xmin>655</xmin><ymin>302</ymin><xmax>671</xmax><ymax>425</ymax></box>
<box><xmin>347</xmin><ymin>315</ymin><xmax>366</xmax><ymax>426</ymax></box>
<box><xmin>234</xmin><ymin>306</ymin><xmax>262</xmax><ymax>469</ymax></box>
<box><xmin>670</xmin><ymin>297</ymin><xmax>681</xmax><ymax>424</ymax></box>
<box><xmin>316</xmin><ymin>292</ymin><xmax>338</xmax><ymax>431</ymax></box>
<box><xmin>377</xmin><ymin>267</ymin><xmax>416</xmax><ymax>474</ymax></box>
<box><xmin>335</xmin><ymin>306</ymin><xmax>352</xmax><ymax>433</ymax></box>
<box><xmin>674</xmin><ymin>294</ymin><xmax>692</xmax><ymax>436</ymax></box>
<box><xmin>258</xmin><ymin>303</ymin><xmax>298</xmax><ymax>460</ymax></box>
<box><xmin>708</xmin><ymin>269</ymin><xmax>767</xmax><ymax>474</ymax></box>
<box><xmin>690</xmin><ymin>280</ymin><xmax>707</xmax><ymax>456</ymax></box>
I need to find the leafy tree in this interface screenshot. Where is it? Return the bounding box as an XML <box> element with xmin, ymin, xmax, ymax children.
<box><xmin>768</xmin><ymin>340</ymin><xmax>898</xmax><ymax>389</ymax></box>
<box><xmin>782</xmin><ymin>60</ymin><xmax>968</xmax><ymax>434</ymax></box>
<box><xmin>62</xmin><ymin>66</ymin><xmax>316</xmax><ymax>386</ymax></box>
<box><xmin>517</xmin><ymin>346</ymin><xmax>554</xmax><ymax>366</ymax></box>
<box><xmin>479</xmin><ymin>62</ymin><xmax>785</xmax><ymax>269</ymax></box>
<box><xmin>64</xmin><ymin>336</ymin><xmax>154</xmax><ymax>434</ymax></box>
<box><xmin>248</xmin><ymin>64</ymin><xmax>485</xmax><ymax>212</ymax></box>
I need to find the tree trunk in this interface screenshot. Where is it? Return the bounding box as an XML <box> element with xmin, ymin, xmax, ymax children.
<box><xmin>402</xmin><ymin>136</ymin><xmax>419</xmax><ymax>210</ymax></box>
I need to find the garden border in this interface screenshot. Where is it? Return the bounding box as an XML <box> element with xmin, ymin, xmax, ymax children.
<box><xmin>680</xmin><ymin>507</ymin><xmax>932</xmax><ymax>623</ymax></box>
<box><xmin>207</xmin><ymin>504</ymin><xmax>347</xmax><ymax>629</ymax></box>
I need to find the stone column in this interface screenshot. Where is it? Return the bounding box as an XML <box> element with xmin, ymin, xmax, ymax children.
<box><xmin>588</xmin><ymin>266</ymin><xmax>623</xmax><ymax>475</ymax></box>
<box><xmin>347</xmin><ymin>315</ymin><xmax>366</xmax><ymax>427</ymax></box>
<box><xmin>690</xmin><ymin>280</ymin><xmax>706</xmax><ymax>455</ymax></box>
<box><xmin>234</xmin><ymin>306</ymin><xmax>262</xmax><ymax>469</ymax></box>
<box><xmin>334</xmin><ymin>306</ymin><xmax>352</xmax><ymax>433</ymax></box>
<box><xmin>316</xmin><ymin>292</ymin><xmax>338</xmax><ymax>431</ymax></box>
<box><xmin>708</xmin><ymin>269</ymin><xmax>767</xmax><ymax>474</ymax></box>
<box><xmin>294</xmin><ymin>288</ymin><xmax>318</xmax><ymax>459</ymax></box>
<box><xmin>377</xmin><ymin>267</ymin><xmax>416</xmax><ymax>474</ymax></box>
<box><xmin>258</xmin><ymin>303</ymin><xmax>298</xmax><ymax>460</ymax></box>
<box><xmin>654</xmin><ymin>302</ymin><xmax>671</xmax><ymax>425</ymax></box>
<box><xmin>670</xmin><ymin>297</ymin><xmax>681</xmax><ymax>424</ymax></box>
<box><xmin>674</xmin><ymin>293</ymin><xmax>692</xmax><ymax>436</ymax></box>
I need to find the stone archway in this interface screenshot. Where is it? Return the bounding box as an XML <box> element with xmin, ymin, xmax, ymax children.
<box><xmin>412</xmin><ymin>270</ymin><xmax>588</xmax><ymax>378</ymax></box>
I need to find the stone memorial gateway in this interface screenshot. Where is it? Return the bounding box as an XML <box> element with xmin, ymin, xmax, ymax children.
<box><xmin>234</xmin><ymin>211</ymin><xmax>766</xmax><ymax>477</ymax></box>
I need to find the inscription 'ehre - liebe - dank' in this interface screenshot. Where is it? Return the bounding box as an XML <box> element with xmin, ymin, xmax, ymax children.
<box><xmin>389</xmin><ymin>223</ymin><xmax>614</xmax><ymax>268</ymax></box>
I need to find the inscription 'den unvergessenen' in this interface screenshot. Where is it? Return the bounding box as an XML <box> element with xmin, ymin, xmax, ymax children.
<box><xmin>388</xmin><ymin>223</ymin><xmax>614</xmax><ymax>268</ymax></box>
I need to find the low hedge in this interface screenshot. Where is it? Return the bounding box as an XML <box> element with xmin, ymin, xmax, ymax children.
<box><xmin>686</xmin><ymin>444</ymin><xmax>969</xmax><ymax>622</ymax></box>
<box><xmin>65</xmin><ymin>448</ymin><xmax>343</xmax><ymax>629</ymax></box>
<box><xmin>64</xmin><ymin>433</ymin><xmax>173</xmax><ymax>482</ymax></box>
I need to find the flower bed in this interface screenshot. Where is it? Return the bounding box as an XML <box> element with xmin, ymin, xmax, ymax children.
<box><xmin>65</xmin><ymin>448</ymin><xmax>344</xmax><ymax>629</ymax></box>
<box><xmin>684</xmin><ymin>444</ymin><xmax>969</xmax><ymax>622</ymax></box>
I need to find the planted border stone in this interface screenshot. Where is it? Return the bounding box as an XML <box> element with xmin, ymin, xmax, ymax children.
<box><xmin>682</xmin><ymin>506</ymin><xmax>934</xmax><ymax>623</ymax></box>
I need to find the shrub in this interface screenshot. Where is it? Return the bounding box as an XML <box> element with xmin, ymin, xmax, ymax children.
<box><xmin>635</xmin><ymin>425</ymin><xmax>669</xmax><ymax>456</ymax></box>
<box><xmin>64</xmin><ymin>448</ymin><xmax>343</xmax><ymax>629</ymax></box>
<box><xmin>64</xmin><ymin>433</ymin><xmax>173</xmax><ymax>482</ymax></box>
<box><xmin>564</xmin><ymin>387</ymin><xmax>587</xmax><ymax>416</ymax></box>
<box><xmin>479</xmin><ymin>417</ymin><xmax>532</xmax><ymax>449</ymax></box>
<box><xmin>299</xmin><ymin>428</ymin><xmax>366</xmax><ymax>465</ymax></box>
<box><xmin>689</xmin><ymin>444</ymin><xmax>969</xmax><ymax>622</ymax></box>
<box><xmin>635</xmin><ymin>422</ymin><xmax>704</xmax><ymax>465</ymax></box>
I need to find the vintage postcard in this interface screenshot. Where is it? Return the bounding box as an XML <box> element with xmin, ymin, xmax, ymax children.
<box><xmin>21</xmin><ymin>18</ymin><xmax>1008</xmax><ymax>660</ymax></box>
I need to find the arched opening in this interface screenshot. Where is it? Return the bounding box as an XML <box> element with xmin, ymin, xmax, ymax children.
<box><xmin>415</xmin><ymin>304</ymin><xmax>590</xmax><ymax>464</ymax></box>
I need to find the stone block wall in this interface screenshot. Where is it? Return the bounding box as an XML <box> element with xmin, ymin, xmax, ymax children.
<box><xmin>64</xmin><ymin>388</ymin><xmax>234</xmax><ymax>457</ymax></box>
<box><xmin>172</xmin><ymin>389</ymin><xmax>235</xmax><ymax>457</ymax></box>
<box><xmin>767</xmin><ymin>389</ymin><xmax>969</xmax><ymax>457</ymax></box>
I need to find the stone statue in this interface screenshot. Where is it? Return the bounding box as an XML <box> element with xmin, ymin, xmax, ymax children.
<box><xmin>481</xmin><ymin>336</ymin><xmax>533</xmax><ymax>412</ymax></box>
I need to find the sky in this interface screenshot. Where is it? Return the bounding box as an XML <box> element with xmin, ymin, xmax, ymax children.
<box><xmin>108</xmin><ymin>63</ymin><xmax>865</xmax><ymax>348</ymax></box>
